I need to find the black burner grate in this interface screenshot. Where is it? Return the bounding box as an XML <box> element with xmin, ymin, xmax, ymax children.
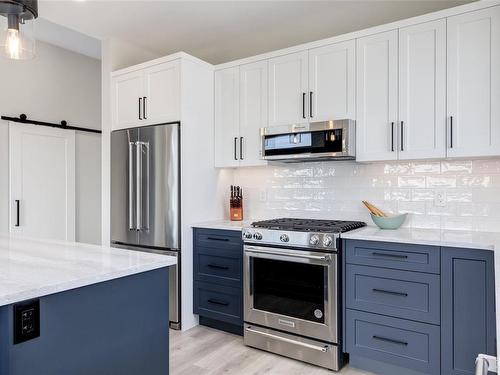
<box><xmin>251</xmin><ymin>218</ymin><xmax>366</xmax><ymax>233</ymax></box>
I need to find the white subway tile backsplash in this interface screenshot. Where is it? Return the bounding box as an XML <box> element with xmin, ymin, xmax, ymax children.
<box><xmin>234</xmin><ymin>159</ymin><xmax>500</xmax><ymax>232</ymax></box>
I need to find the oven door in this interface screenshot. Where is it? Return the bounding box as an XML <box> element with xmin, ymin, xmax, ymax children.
<box><xmin>244</xmin><ymin>245</ymin><xmax>337</xmax><ymax>343</ymax></box>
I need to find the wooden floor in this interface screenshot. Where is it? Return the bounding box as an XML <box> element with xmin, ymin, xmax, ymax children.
<box><xmin>170</xmin><ymin>325</ymin><xmax>375</xmax><ymax>375</ymax></box>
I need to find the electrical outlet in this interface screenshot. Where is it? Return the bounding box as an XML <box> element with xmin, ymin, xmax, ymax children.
<box><xmin>14</xmin><ymin>299</ymin><xmax>40</xmax><ymax>344</ymax></box>
<box><xmin>435</xmin><ymin>190</ymin><xmax>446</xmax><ymax>207</ymax></box>
<box><xmin>259</xmin><ymin>190</ymin><xmax>267</xmax><ymax>202</ymax></box>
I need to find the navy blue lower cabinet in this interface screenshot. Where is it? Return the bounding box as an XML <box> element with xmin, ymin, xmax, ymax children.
<box><xmin>193</xmin><ymin>228</ymin><xmax>243</xmax><ymax>335</ymax></box>
<box><xmin>441</xmin><ymin>247</ymin><xmax>496</xmax><ymax>375</ymax></box>
<box><xmin>345</xmin><ymin>310</ymin><xmax>440</xmax><ymax>375</ymax></box>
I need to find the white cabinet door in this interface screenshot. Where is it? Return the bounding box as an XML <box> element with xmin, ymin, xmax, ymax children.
<box><xmin>111</xmin><ymin>70</ymin><xmax>144</xmax><ymax>130</ymax></box>
<box><xmin>356</xmin><ymin>30</ymin><xmax>399</xmax><ymax>162</ymax></box>
<box><xmin>9</xmin><ymin>123</ymin><xmax>75</xmax><ymax>241</ymax></box>
<box><xmin>268</xmin><ymin>51</ymin><xmax>309</xmax><ymax>126</ymax></box>
<box><xmin>309</xmin><ymin>40</ymin><xmax>355</xmax><ymax>121</ymax></box>
<box><xmin>215</xmin><ymin>67</ymin><xmax>240</xmax><ymax>168</ymax></box>
<box><xmin>399</xmin><ymin>20</ymin><xmax>446</xmax><ymax>160</ymax></box>
<box><xmin>239</xmin><ymin>61</ymin><xmax>268</xmax><ymax>167</ymax></box>
<box><xmin>447</xmin><ymin>6</ymin><xmax>500</xmax><ymax>157</ymax></box>
<box><xmin>143</xmin><ymin>60</ymin><xmax>180</xmax><ymax>125</ymax></box>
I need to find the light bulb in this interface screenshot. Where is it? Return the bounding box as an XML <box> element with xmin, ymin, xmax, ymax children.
<box><xmin>5</xmin><ymin>28</ymin><xmax>20</xmax><ymax>60</ymax></box>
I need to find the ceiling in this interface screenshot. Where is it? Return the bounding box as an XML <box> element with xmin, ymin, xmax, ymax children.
<box><xmin>39</xmin><ymin>0</ymin><xmax>474</xmax><ymax>65</ymax></box>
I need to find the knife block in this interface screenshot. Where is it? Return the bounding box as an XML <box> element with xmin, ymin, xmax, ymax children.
<box><xmin>230</xmin><ymin>204</ymin><xmax>243</xmax><ymax>221</ymax></box>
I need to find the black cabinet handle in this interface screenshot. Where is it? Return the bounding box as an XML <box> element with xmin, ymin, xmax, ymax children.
<box><xmin>373</xmin><ymin>335</ymin><xmax>408</xmax><ymax>346</ymax></box>
<box><xmin>240</xmin><ymin>137</ymin><xmax>243</xmax><ymax>160</ymax></box>
<box><xmin>372</xmin><ymin>252</ymin><xmax>408</xmax><ymax>259</ymax></box>
<box><xmin>302</xmin><ymin>93</ymin><xmax>306</xmax><ymax>119</ymax></box>
<box><xmin>15</xmin><ymin>199</ymin><xmax>20</xmax><ymax>227</ymax></box>
<box><xmin>207</xmin><ymin>237</ymin><xmax>230</xmax><ymax>242</ymax></box>
<box><xmin>207</xmin><ymin>264</ymin><xmax>229</xmax><ymax>270</ymax></box>
<box><xmin>143</xmin><ymin>97</ymin><xmax>147</xmax><ymax>119</ymax></box>
<box><xmin>400</xmin><ymin>121</ymin><xmax>404</xmax><ymax>151</ymax></box>
<box><xmin>450</xmin><ymin>116</ymin><xmax>453</xmax><ymax>148</ymax></box>
<box><xmin>207</xmin><ymin>298</ymin><xmax>229</xmax><ymax>306</ymax></box>
<box><xmin>138</xmin><ymin>97</ymin><xmax>142</xmax><ymax>120</ymax></box>
<box><xmin>391</xmin><ymin>122</ymin><xmax>395</xmax><ymax>152</ymax></box>
<box><xmin>234</xmin><ymin>137</ymin><xmax>238</xmax><ymax>160</ymax></box>
<box><xmin>372</xmin><ymin>288</ymin><xmax>408</xmax><ymax>297</ymax></box>
<box><xmin>309</xmin><ymin>91</ymin><xmax>313</xmax><ymax>118</ymax></box>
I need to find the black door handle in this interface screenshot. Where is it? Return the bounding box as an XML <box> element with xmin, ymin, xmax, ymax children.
<box><xmin>207</xmin><ymin>299</ymin><xmax>229</xmax><ymax>306</ymax></box>
<box><xmin>302</xmin><ymin>93</ymin><xmax>306</xmax><ymax>119</ymax></box>
<box><xmin>240</xmin><ymin>137</ymin><xmax>243</xmax><ymax>160</ymax></box>
<box><xmin>450</xmin><ymin>116</ymin><xmax>453</xmax><ymax>148</ymax></box>
<box><xmin>391</xmin><ymin>122</ymin><xmax>395</xmax><ymax>152</ymax></box>
<box><xmin>372</xmin><ymin>288</ymin><xmax>408</xmax><ymax>297</ymax></box>
<box><xmin>138</xmin><ymin>97</ymin><xmax>142</xmax><ymax>120</ymax></box>
<box><xmin>309</xmin><ymin>91</ymin><xmax>313</xmax><ymax>118</ymax></box>
<box><xmin>373</xmin><ymin>335</ymin><xmax>408</xmax><ymax>346</ymax></box>
<box><xmin>234</xmin><ymin>137</ymin><xmax>238</xmax><ymax>160</ymax></box>
<box><xmin>207</xmin><ymin>237</ymin><xmax>230</xmax><ymax>242</ymax></box>
<box><xmin>372</xmin><ymin>252</ymin><xmax>408</xmax><ymax>259</ymax></box>
<box><xmin>400</xmin><ymin>121</ymin><xmax>404</xmax><ymax>151</ymax></box>
<box><xmin>207</xmin><ymin>264</ymin><xmax>230</xmax><ymax>270</ymax></box>
<box><xmin>15</xmin><ymin>200</ymin><xmax>20</xmax><ymax>227</ymax></box>
<box><xmin>143</xmin><ymin>97</ymin><xmax>147</xmax><ymax>119</ymax></box>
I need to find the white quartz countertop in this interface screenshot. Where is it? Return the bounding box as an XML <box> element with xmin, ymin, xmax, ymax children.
<box><xmin>192</xmin><ymin>220</ymin><xmax>250</xmax><ymax>231</ymax></box>
<box><xmin>0</xmin><ymin>234</ymin><xmax>176</xmax><ymax>307</ymax></box>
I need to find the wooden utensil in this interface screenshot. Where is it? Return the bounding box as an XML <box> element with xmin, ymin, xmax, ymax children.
<box><xmin>362</xmin><ymin>200</ymin><xmax>388</xmax><ymax>217</ymax></box>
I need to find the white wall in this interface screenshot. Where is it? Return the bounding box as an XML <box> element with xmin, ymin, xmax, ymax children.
<box><xmin>0</xmin><ymin>40</ymin><xmax>102</xmax><ymax>244</ymax></box>
<box><xmin>232</xmin><ymin>159</ymin><xmax>500</xmax><ymax>232</ymax></box>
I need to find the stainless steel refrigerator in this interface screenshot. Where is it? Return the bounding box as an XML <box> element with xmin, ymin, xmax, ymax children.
<box><xmin>111</xmin><ymin>122</ymin><xmax>181</xmax><ymax>329</ymax></box>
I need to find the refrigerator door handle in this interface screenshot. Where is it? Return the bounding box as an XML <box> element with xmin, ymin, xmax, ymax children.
<box><xmin>128</xmin><ymin>142</ymin><xmax>135</xmax><ymax>230</ymax></box>
<box><xmin>144</xmin><ymin>141</ymin><xmax>150</xmax><ymax>231</ymax></box>
<box><xmin>136</xmin><ymin>141</ymin><xmax>142</xmax><ymax>231</ymax></box>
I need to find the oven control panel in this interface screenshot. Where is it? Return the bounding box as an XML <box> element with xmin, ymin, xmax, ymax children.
<box><xmin>242</xmin><ymin>228</ymin><xmax>338</xmax><ymax>251</ymax></box>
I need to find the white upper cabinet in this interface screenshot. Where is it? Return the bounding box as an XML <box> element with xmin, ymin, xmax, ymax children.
<box><xmin>447</xmin><ymin>6</ymin><xmax>500</xmax><ymax>158</ymax></box>
<box><xmin>111</xmin><ymin>60</ymin><xmax>181</xmax><ymax>130</ymax></box>
<box><xmin>268</xmin><ymin>51</ymin><xmax>309</xmax><ymax>126</ymax></box>
<box><xmin>143</xmin><ymin>60</ymin><xmax>180</xmax><ymax>126</ymax></box>
<box><xmin>214</xmin><ymin>67</ymin><xmax>240</xmax><ymax>168</ymax></box>
<box><xmin>309</xmin><ymin>40</ymin><xmax>355</xmax><ymax>121</ymax></box>
<box><xmin>356</xmin><ymin>30</ymin><xmax>399</xmax><ymax>162</ymax></box>
<box><xmin>398</xmin><ymin>19</ymin><xmax>446</xmax><ymax>160</ymax></box>
<box><xmin>112</xmin><ymin>70</ymin><xmax>144</xmax><ymax>130</ymax></box>
<box><xmin>239</xmin><ymin>61</ymin><xmax>268</xmax><ymax>167</ymax></box>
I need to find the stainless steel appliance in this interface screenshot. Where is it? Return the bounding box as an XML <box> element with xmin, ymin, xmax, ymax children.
<box><xmin>111</xmin><ymin>122</ymin><xmax>181</xmax><ymax>329</ymax></box>
<box><xmin>260</xmin><ymin>119</ymin><xmax>355</xmax><ymax>163</ymax></box>
<box><xmin>242</xmin><ymin>218</ymin><xmax>366</xmax><ymax>370</ymax></box>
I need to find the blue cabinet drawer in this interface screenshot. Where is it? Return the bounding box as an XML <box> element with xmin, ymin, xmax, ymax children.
<box><xmin>194</xmin><ymin>248</ymin><xmax>242</xmax><ymax>287</ymax></box>
<box><xmin>194</xmin><ymin>229</ymin><xmax>242</xmax><ymax>251</ymax></box>
<box><xmin>346</xmin><ymin>264</ymin><xmax>440</xmax><ymax>324</ymax></box>
<box><xmin>193</xmin><ymin>281</ymin><xmax>242</xmax><ymax>326</ymax></box>
<box><xmin>346</xmin><ymin>310</ymin><xmax>440</xmax><ymax>375</ymax></box>
<box><xmin>345</xmin><ymin>240</ymin><xmax>440</xmax><ymax>273</ymax></box>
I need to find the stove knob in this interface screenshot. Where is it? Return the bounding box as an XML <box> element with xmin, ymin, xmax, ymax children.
<box><xmin>323</xmin><ymin>235</ymin><xmax>333</xmax><ymax>247</ymax></box>
<box><xmin>253</xmin><ymin>232</ymin><xmax>263</xmax><ymax>240</ymax></box>
<box><xmin>309</xmin><ymin>235</ymin><xmax>320</xmax><ymax>245</ymax></box>
<box><xmin>279</xmin><ymin>234</ymin><xmax>289</xmax><ymax>243</ymax></box>
<box><xmin>243</xmin><ymin>231</ymin><xmax>253</xmax><ymax>239</ymax></box>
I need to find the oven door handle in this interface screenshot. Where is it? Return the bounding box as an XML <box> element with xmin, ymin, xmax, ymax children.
<box><xmin>245</xmin><ymin>327</ymin><xmax>329</xmax><ymax>352</ymax></box>
<box><xmin>245</xmin><ymin>246</ymin><xmax>333</xmax><ymax>262</ymax></box>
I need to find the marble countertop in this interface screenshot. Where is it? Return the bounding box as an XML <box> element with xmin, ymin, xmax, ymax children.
<box><xmin>0</xmin><ymin>234</ymin><xmax>176</xmax><ymax>307</ymax></box>
<box><xmin>192</xmin><ymin>220</ymin><xmax>251</xmax><ymax>231</ymax></box>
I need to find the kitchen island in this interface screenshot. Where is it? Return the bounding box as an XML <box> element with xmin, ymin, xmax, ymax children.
<box><xmin>0</xmin><ymin>235</ymin><xmax>176</xmax><ymax>375</ymax></box>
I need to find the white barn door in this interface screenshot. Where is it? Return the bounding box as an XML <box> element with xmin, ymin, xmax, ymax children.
<box><xmin>9</xmin><ymin>123</ymin><xmax>75</xmax><ymax>241</ymax></box>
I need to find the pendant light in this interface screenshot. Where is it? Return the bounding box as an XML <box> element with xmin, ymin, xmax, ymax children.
<box><xmin>0</xmin><ymin>0</ymin><xmax>37</xmax><ymax>60</ymax></box>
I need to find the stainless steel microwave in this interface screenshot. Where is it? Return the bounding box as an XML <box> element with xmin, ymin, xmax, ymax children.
<box><xmin>260</xmin><ymin>119</ymin><xmax>356</xmax><ymax>163</ymax></box>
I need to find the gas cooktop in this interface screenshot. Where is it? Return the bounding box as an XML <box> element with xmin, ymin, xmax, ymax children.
<box><xmin>251</xmin><ymin>218</ymin><xmax>366</xmax><ymax>233</ymax></box>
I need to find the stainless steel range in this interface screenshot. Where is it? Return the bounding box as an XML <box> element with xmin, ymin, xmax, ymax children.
<box><xmin>242</xmin><ymin>218</ymin><xmax>366</xmax><ymax>371</ymax></box>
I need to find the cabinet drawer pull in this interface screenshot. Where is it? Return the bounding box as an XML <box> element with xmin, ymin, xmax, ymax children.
<box><xmin>302</xmin><ymin>92</ymin><xmax>306</xmax><ymax>119</ymax></box>
<box><xmin>372</xmin><ymin>288</ymin><xmax>408</xmax><ymax>297</ymax></box>
<box><xmin>207</xmin><ymin>264</ymin><xmax>229</xmax><ymax>270</ymax></box>
<box><xmin>207</xmin><ymin>298</ymin><xmax>229</xmax><ymax>306</ymax></box>
<box><xmin>207</xmin><ymin>237</ymin><xmax>230</xmax><ymax>242</ymax></box>
<box><xmin>373</xmin><ymin>335</ymin><xmax>408</xmax><ymax>346</ymax></box>
<box><xmin>372</xmin><ymin>252</ymin><xmax>408</xmax><ymax>259</ymax></box>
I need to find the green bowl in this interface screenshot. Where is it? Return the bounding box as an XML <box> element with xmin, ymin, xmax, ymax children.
<box><xmin>370</xmin><ymin>213</ymin><xmax>408</xmax><ymax>230</ymax></box>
